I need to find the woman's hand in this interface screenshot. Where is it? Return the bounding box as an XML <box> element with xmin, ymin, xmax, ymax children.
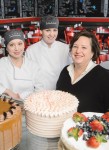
<box><xmin>3</xmin><ymin>89</ymin><xmax>20</xmax><ymax>99</ymax></box>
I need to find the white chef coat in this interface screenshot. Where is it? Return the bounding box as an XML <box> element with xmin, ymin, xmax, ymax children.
<box><xmin>25</xmin><ymin>39</ymin><xmax>72</xmax><ymax>90</ymax></box>
<box><xmin>0</xmin><ymin>56</ymin><xmax>42</xmax><ymax>100</ymax></box>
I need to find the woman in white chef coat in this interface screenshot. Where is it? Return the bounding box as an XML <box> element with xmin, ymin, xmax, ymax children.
<box><xmin>0</xmin><ymin>29</ymin><xmax>42</xmax><ymax>100</ymax></box>
<box><xmin>25</xmin><ymin>16</ymin><xmax>72</xmax><ymax>90</ymax></box>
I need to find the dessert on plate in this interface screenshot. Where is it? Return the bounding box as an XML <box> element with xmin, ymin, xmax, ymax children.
<box><xmin>59</xmin><ymin>112</ymin><xmax>109</xmax><ymax>150</ymax></box>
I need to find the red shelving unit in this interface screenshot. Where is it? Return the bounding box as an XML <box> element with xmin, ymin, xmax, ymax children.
<box><xmin>0</xmin><ymin>17</ymin><xmax>109</xmax><ymax>25</ymax></box>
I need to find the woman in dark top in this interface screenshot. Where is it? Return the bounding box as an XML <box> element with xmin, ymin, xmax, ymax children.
<box><xmin>56</xmin><ymin>30</ymin><xmax>109</xmax><ymax>113</ymax></box>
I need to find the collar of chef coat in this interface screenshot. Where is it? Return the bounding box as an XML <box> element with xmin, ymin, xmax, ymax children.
<box><xmin>41</xmin><ymin>39</ymin><xmax>56</xmax><ymax>48</ymax></box>
<box><xmin>8</xmin><ymin>55</ymin><xmax>32</xmax><ymax>81</ymax></box>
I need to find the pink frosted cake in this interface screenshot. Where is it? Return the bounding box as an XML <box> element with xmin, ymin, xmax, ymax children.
<box><xmin>60</xmin><ymin>112</ymin><xmax>109</xmax><ymax>150</ymax></box>
<box><xmin>24</xmin><ymin>90</ymin><xmax>79</xmax><ymax>138</ymax></box>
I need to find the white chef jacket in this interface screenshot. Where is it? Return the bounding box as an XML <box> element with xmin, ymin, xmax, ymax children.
<box><xmin>25</xmin><ymin>39</ymin><xmax>72</xmax><ymax>90</ymax></box>
<box><xmin>0</xmin><ymin>56</ymin><xmax>42</xmax><ymax>100</ymax></box>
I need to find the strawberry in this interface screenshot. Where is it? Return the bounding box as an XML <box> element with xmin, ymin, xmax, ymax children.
<box><xmin>67</xmin><ymin>127</ymin><xmax>83</xmax><ymax>141</ymax></box>
<box><xmin>73</xmin><ymin>112</ymin><xmax>88</xmax><ymax>123</ymax></box>
<box><xmin>87</xmin><ymin>134</ymin><xmax>107</xmax><ymax>148</ymax></box>
<box><xmin>104</xmin><ymin>112</ymin><xmax>109</xmax><ymax>116</ymax></box>
<box><xmin>90</xmin><ymin>120</ymin><xmax>104</xmax><ymax>132</ymax></box>
<box><xmin>78</xmin><ymin>128</ymin><xmax>83</xmax><ymax>137</ymax></box>
<box><xmin>106</xmin><ymin>118</ymin><xmax>109</xmax><ymax>122</ymax></box>
<box><xmin>87</xmin><ymin>136</ymin><xmax>100</xmax><ymax>148</ymax></box>
<box><xmin>67</xmin><ymin>127</ymin><xmax>74</xmax><ymax>137</ymax></box>
<box><xmin>101</xmin><ymin>112</ymin><xmax>109</xmax><ymax>122</ymax></box>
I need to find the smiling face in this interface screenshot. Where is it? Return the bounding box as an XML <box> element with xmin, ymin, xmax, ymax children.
<box><xmin>70</xmin><ymin>36</ymin><xmax>94</xmax><ymax>66</ymax></box>
<box><xmin>7</xmin><ymin>39</ymin><xmax>25</xmax><ymax>59</ymax></box>
<box><xmin>41</xmin><ymin>28</ymin><xmax>58</xmax><ymax>47</ymax></box>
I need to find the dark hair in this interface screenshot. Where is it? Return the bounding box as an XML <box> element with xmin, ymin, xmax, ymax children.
<box><xmin>69</xmin><ymin>30</ymin><xmax>100</xmax><ymax>61</ymax></box>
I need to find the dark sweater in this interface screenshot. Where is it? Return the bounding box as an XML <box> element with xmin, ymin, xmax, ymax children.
<box><xmin>56</xmin><ymin>65</ymin><xmax>109</xmax><ymax>113</ymax></box>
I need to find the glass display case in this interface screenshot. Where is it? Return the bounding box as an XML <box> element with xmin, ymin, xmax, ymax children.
<box><xmin>58</xmin><ymin>0</ymin><xmax>74</xmax><ymax>17</ymax></box>
<box><xmin>37</xmin><ymin>0</ymin><xmax>57</xmax><ymax>16</ymax></box>
<box><xmin>0</xmin><ymin>0</ymin><xmax>2</xmax><ymax>19</ymax></box>
<box><xmin>21</xmin><ymin>0</ymin><xmax>37</xmax><ymax>17</ymax></box>
<box><xmin>0</xmin><ymin>0</ymin><xmax>108</xmax><ymax>18</ymax></box>
<box><xmin>4</xmin><ymin>0</ymin><xmax>20</xmax><ymax>18</ymax></box>
<box><xmin>58</xmin><ymin>0</ymin><xmax>104</xmax><ymax>17</ymax></box>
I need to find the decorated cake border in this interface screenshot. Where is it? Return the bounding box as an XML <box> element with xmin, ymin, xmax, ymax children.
<box><xmin>0</xmin><ymin>95</ymin><xmax>21</xmax><ymax>122</ymax></box>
